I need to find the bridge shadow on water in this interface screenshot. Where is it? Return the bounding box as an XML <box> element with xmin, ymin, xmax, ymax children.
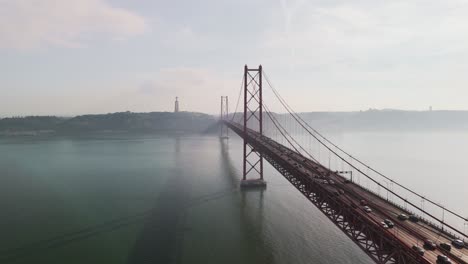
<box><xmin>0</xmin><ymin>178</ymin><xmax>240</xmax><ymax>263</ymax></box>
<box><xmin>127</xmin><ymin>137</ymin><xmax>274</xmax><ymax>264</ymax></box>
<box><xmin>126</xmin><ymin>136</ymin><xmax>190</xmax><ymax>264</ymax></box>
<box><xmin>0</xmin><ymin>136</ymin><xmax>274</xmax><ymax>264</ymax></box>
<box><xmin>219</xmin><ymin>138</ymin><xmax>275</xmax><ymax>264</ymax></box>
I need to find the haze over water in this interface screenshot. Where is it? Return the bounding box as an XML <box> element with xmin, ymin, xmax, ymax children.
<box><xmin>1</xmin><ymin>129</ymin><xmax>467</xmax><ymax>264</ymax></box>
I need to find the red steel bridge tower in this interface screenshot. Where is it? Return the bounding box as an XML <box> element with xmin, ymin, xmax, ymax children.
<box><xmin>240</xmin><ymin>65</ymin><xmax>266</xmax><ymax>188</ymax></box>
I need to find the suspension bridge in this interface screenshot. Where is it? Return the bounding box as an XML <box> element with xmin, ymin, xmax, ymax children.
<box><xmin>220</xmin><ymin>65</ymin><xmax>468</xmax><ymax>264</ymax></box>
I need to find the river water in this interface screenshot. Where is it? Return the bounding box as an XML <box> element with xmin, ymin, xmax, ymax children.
<box><xmin>1</xmin><ymin>131</ymin><xmax>467</xmax><ymax>264</ymax></box>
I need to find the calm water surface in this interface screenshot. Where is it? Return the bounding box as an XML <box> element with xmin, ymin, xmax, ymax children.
<box><xmin>1</xmin><ymin>131</ymin><xmax>467</xmax><ymax>263</ymax></box>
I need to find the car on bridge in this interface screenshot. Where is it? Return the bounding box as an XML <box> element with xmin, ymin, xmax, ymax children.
<box><xmin>451</xmin><ymin>239</ymin><xmax>465</xmax><ymax>249</ymax></box>
<box><xmin>381</xmin><ymin>221</ymin><xmax>389</xmax><ymax>229</ymax></box>
<box><xmin>397</xmin><ymin>213</ymin><xmax>409</xmax><ymax>221</ymax></box>
<box><xmin>436</xmin><ymin>255</ymin><xmax>452</xmax><ymax>263</ymax></box>
<box><xmin>424</xmin><ymin>239</ymin><xmax>437</xmax><ymax>250</ymax></box>
<box><xmin>409</xmin><ymin>214</ymin><xmax>419</xmax><ymax>222</ymax></box>
<box><xmin>440</xmin><ymin>242</ymin><xmax>451</xmax><ymax>251</ymax></box>
<box><xmin>363</xmin><ymin>206</ymin><xmax>372</xmax><ymax>213</ymax></box>
<box><xmin>411</xmin><ymin>245</ymin><xmax>425</xmax><ymax>256</ymax></box>
<box><xmin>384</xmin><ymin>219</ymin><xmax>394</xmax><ymax>228</ymax></box>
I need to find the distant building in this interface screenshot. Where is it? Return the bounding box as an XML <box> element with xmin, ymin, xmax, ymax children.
<box><xmin>429</xmin><ymin>106</ymin><xmax>432</xmax><ymax>111</ymax></box>
<box><xmin>174</xmin><ymin>97</ymin><xmax>180</xmax><ymax>113</ymax></box>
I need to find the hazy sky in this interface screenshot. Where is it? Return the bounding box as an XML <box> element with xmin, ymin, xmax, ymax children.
<box><xmin>2</xmin><ymin>0</ymin><xmax>468</xmax><ymax>116</ymax></box>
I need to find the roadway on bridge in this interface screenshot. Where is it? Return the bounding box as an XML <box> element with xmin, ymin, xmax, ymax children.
<box><xmin>268</xmin><ymin>134</ymin><xmax>468</xmax><ymax>264</ymax></box>
<box><xmin>229</xmin><ymin>122</ymin><xmax>468</xmax><ymax>264</ymax></box>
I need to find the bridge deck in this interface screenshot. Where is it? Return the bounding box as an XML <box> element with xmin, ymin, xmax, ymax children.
<box><xmin>226</xmin><ymin>121</ymin><xmax>467</xmax><ymax>264</ymax></box>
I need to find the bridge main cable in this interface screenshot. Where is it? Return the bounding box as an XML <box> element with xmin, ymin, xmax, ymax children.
<box><xmin>229</xmin><ymin>74</ymin><xmax>245</xmax><ymax>123</ymax></box>
<box><xmin>263</xmin><ymin>103</ymin><xmax>319</xmax><ymax>163</ymax></box>
<box><xmin>262</xmin><ymin>70</ymin><xmax>468</xmax><ymax>239</ymax></box>
<box><xmin>248</xmin><ymin>80</ymin><xmax>319</xmax><ymax>164</ymax></box>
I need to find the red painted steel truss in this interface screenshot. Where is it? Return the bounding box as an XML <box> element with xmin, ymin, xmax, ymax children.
<box><xmin>226</xmin><ymin>121</ymin><xmax>429</xmax><ymax>264</ymax></box>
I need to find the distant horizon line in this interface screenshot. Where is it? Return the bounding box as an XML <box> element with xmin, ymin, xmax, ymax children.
<box><xmin>2</xmin><ymin>108</ymin><xmax>468</xmax><ymax>119</ymax></box>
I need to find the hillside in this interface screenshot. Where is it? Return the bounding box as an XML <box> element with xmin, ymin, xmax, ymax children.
<box><xmin>0</xmin><ymin>112</ymin><xmax>218</xmax><ymax>136</ymax></box>
<box><xmin>3</xmin><ymin>109</ymin><xmax>468</xmax><ymax>137</ymax></box>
